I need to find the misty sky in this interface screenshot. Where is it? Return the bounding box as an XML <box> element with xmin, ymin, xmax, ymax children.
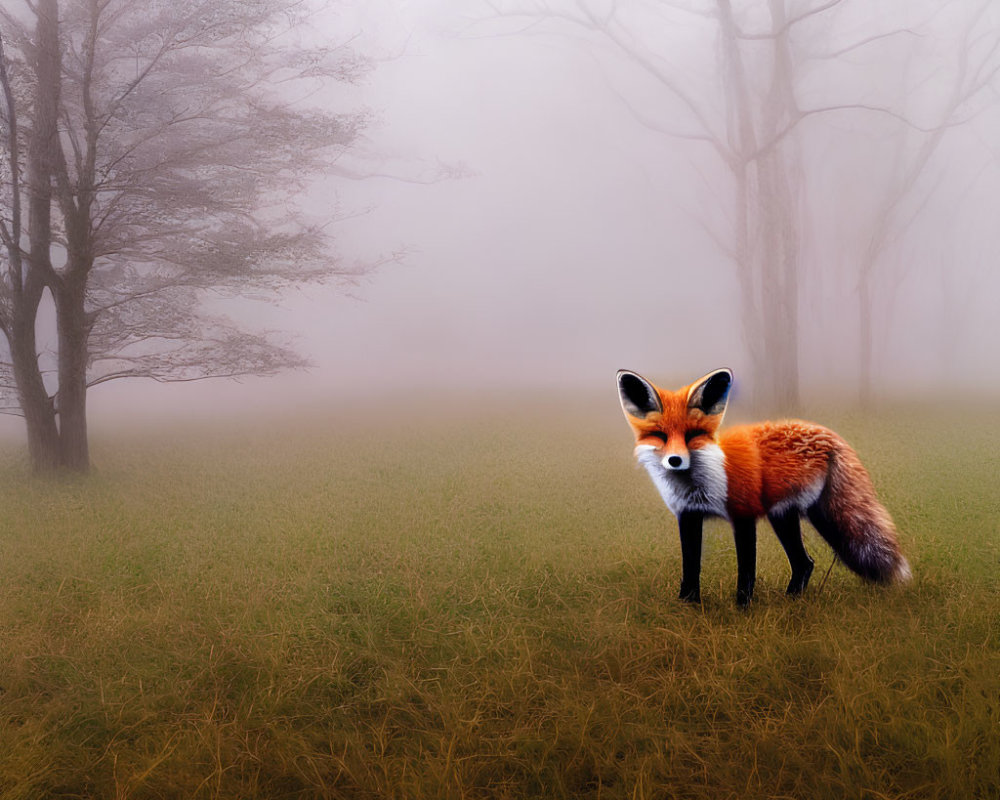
<box><xmin>45</xmin><ymin>0</ymin><xmax>1000</xmax><ymax>430</ymax></box>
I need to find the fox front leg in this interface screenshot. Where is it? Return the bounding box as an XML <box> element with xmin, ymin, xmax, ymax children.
<box><xmin>732</xmin><ymin>516</ymin><xmax>757</xmax><ymax>607</ymax></box>
<box><xmin>677</xmin><ymin>511</ymin><xmax>703</xmax><ymax>603</ymax></box>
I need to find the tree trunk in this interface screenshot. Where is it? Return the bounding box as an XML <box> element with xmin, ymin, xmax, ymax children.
<box><xmin>760</xmin><ymin>0</ymin><xmax>801</xmax><ymax>414</ymax></box>
<box><xmin>17</xmin><ymin>0</ymin><xmax>65</xmax><ymax>470</ymax></box>
<box><xmin>55</xmin><ymin>284</ymin><xmax>91</xmax><ymax>472</ymax></box>
<box><xmin>9</xmin><ymin>279</ymin><xmax>61</xmax><ymax>471</ymax></box>
<box><xmin>717</xmin><ymin>0</ymin><xmax>801</xmax><ymax>414</ymax></box>
<box><xmin>757</xmin><ymin>150</ymin><xmax>801</xmax><ymax>414</ymax></box>
<box><xmin>858</xmin><ymin>266</ymin><xmax>874</xmax><ymax>409</ymax></box>
<box><xmin>26</xmin><ymin>0</ymin><xmax>90</xmax><ymax>472</ymax></box>
<box><xmin>733</xmin><ymin>165</ymin><xmax>767</xmax><ymax>396</ymax></box>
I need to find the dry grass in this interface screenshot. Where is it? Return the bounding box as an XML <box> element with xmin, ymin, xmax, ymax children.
<box><xmin>0</xmin><ymin>399</ymin><xmax>997</xmax><ymax>799</ymax></box>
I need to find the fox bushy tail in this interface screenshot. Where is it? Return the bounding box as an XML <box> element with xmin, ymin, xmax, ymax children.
<box><xmin>810</xmin><ymin>445</ymin><xmax>911</xmax><ymax>584</ymax></box>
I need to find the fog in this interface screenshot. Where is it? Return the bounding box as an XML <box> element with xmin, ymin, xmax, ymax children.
<box><xmin>18</xmin><ymin>0</ymin><xmax>1000</xmax><ymax>433</ymax></box>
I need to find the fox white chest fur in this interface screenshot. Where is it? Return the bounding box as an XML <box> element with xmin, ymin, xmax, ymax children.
<box><xmin>635</xmin><ymin>442</ymin><xmax>729</xmax><ymax>519</ymax></box>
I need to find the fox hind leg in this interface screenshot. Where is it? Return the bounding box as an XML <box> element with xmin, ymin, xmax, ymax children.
<box><xmin>768</xmin><ymin>510</ymin><xmax>815</xmax><ymax>595</ymax></box>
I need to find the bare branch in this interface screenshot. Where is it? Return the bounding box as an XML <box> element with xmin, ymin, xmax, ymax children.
<box><xmin>575</xmin><ymin>2</ymin><xmax>729</xmax><ymax>154</ymax></box>
<box><xmin>812</xmin><ymin>28</ymin><xmax>922</xmax><ymax>61</ymax></box>
<box><xmin>737</xmin><ymin>0</ymin><xmax>846</xmax><ymax>39</ymax></box>
<box><xmin>785</xmin><ymin>0</ymin><xmax>845</xmax><ymax>29</ymax></box>
<box><xmin>481</xmin><ymin>1</ymin><xmax>731</xmax><ymax>161</ymax></box>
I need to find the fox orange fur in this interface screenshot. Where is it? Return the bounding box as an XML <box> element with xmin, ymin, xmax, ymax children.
<box><xmin>617</xmin><ymin>368</ymin><xmax>910</xmax><ymax>606</ymax></box>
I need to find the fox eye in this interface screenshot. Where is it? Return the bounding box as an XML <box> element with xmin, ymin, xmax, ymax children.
<box><xmin>644</xmin><ymin>431</ymin><xmax>668</xmax><ymax>443</ymax></box>
<box><xmin>685</xmin><ymin>429</ymin><xmax>708</xmax><ymax>444</ymax></box>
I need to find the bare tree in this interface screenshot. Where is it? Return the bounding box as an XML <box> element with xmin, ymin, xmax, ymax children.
<box><xmin>0</xmin><ymin>0</ymin><xmax>375</xmax><ymax>471</ymax></box>
<box><xmin>849</xmin><ymin>1</ymin><xmax>1000</xmax><ymax>406</ymax></box>
<box><xmin>483</xmin><ymin>0</ymin><xmax>879</xmax><ymax>410</ymax></box>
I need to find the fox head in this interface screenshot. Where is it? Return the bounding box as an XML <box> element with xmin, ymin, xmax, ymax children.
<box><xmin>616</xmin><ymin>368</ymin><xmax>733</xmax><ymax>471</ymax></box>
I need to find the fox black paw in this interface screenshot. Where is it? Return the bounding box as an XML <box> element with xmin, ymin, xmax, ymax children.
<box><xmin>678</xmin><ymin>584</ymin><xmax>701</xmax><ymax>604</ymax></box>
<box><xmin>786</xmin><ymin>559</ymin><xmax>815</xmax><ymax>596</ymax></box>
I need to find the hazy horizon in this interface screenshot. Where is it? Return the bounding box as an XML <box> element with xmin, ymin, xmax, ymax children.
<box><xmin>3</xmin><ymin>0</ymin><xmax>998</xmax><ymax>441</ymax></box>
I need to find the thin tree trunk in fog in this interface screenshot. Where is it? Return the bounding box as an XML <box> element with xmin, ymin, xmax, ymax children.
<box><xmin>937</xmin><ymin>260</ymin><xmax>972</xmax><ymax>383</ymax></box>
<box><xmin>48</xmin><ymin>0</ymin><xmax>93</xmax><ymax>471</ymax></box>
<box><xmin>55</xmin><ymin>288</ymin><xmax>91</xmax><ymax>471</ymax></box>
<box><xmin>733</xmin><ymin>166</ymin><xmax>765</xmax><ymax>387</ymax></box>
<box><xmin>10</xmin><ymin>0</ymin><xmax>63</xmax><ymax>470</ymax></box>
<box><xmin>9</xmin><ymin>281</ymin><xmax>61</xmax><ymax>471</ymax></box>
<box><xmin>718</xmin><ymin>0</ymin><xmax>803</xmax><ymax>412</ymax></box>
<box><xmin>766</xmin><ymin>0</ymin><xmax>802</xmax><ymax>412</ymax></box>
<box><xmin>858</xmin><ymin>264</ymin><xmax>875</xmax><ymax>409</ymax></box>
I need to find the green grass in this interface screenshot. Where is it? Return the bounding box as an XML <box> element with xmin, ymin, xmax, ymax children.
<box><xmin>0</xmin><ymin>399</ymin><xmax>997</xmax><ymax>799</ymax></box>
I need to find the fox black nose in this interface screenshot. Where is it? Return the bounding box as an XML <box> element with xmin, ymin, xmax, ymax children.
<box><xmin>667</xmin><ymin>455</ymin><xmax>683</xmax><ymax>468</ymax></box>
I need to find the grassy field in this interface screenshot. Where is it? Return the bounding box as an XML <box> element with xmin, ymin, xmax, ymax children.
<box><xmin>0</xmin><ymin>398</ymin><xmax>997</xmax><ymax>799</ymax></box>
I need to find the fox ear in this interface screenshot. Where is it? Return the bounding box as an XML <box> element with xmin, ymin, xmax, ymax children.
<box><xmin>687</xmin><ymin>368</ymin><xmax>733</xmax><ymax>417</ymax></box>
<box><xmin>617</xmin><ymin>370</ymin><xmax>663</xmax><ymax>418</ymax></box>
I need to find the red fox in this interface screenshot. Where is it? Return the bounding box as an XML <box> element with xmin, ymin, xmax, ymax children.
<box><xmin>617</xmin><ymin>368</ymin><xmax>910</xmax><ymax>606</ymax></box>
